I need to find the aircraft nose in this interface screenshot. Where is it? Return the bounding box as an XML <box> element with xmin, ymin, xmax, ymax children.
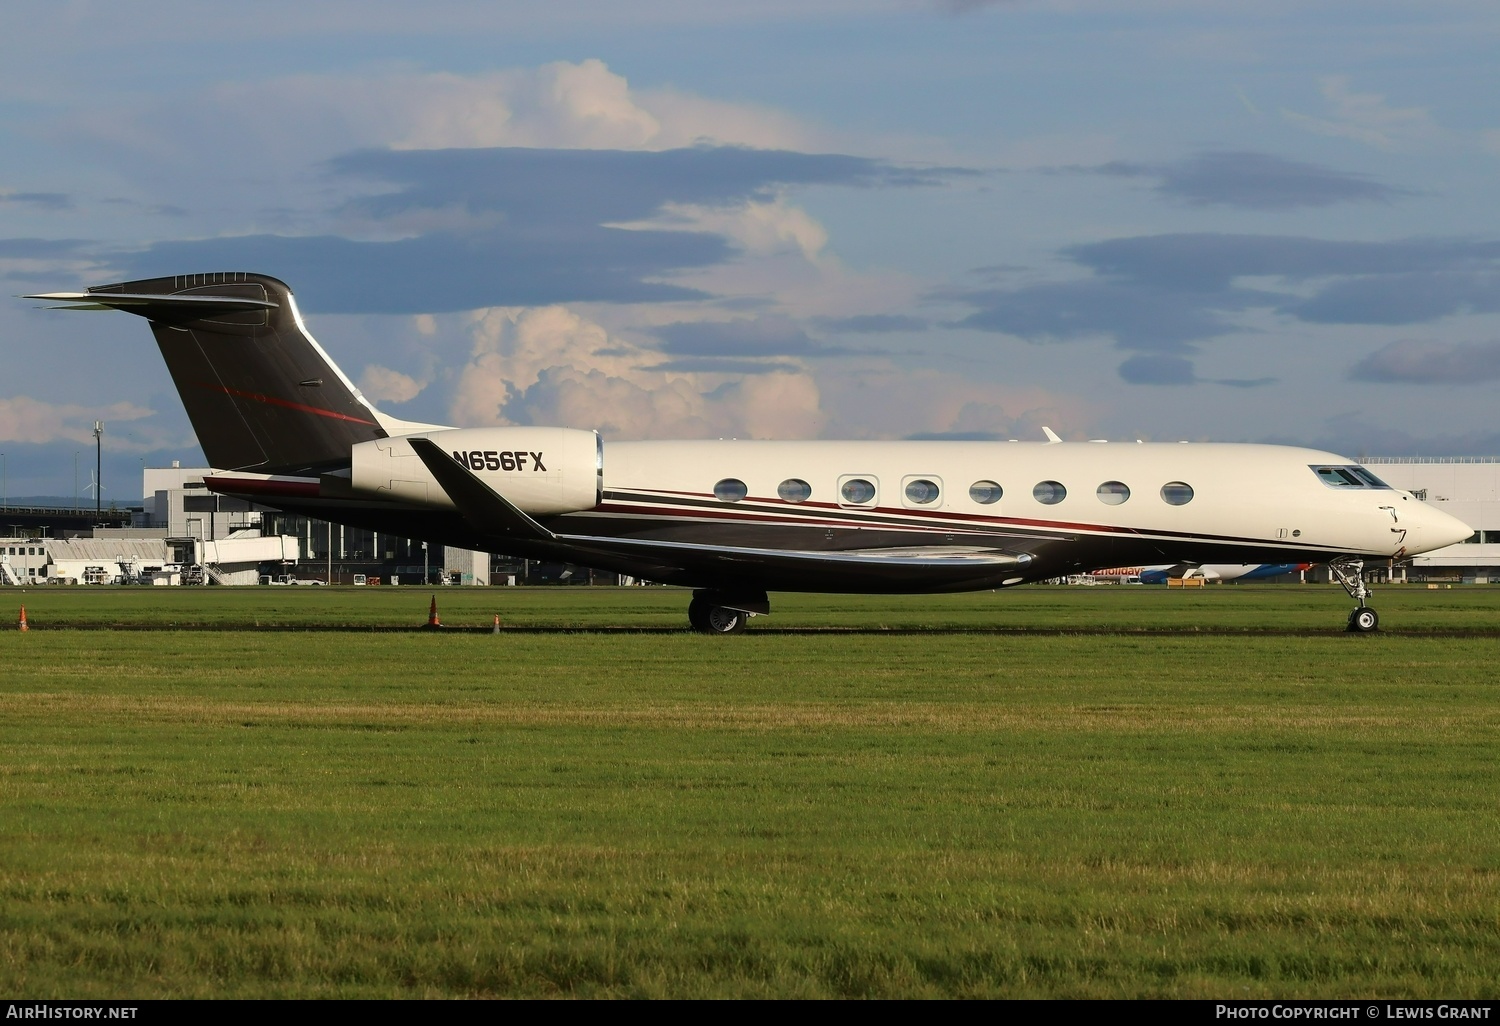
<box><xmin>1408</xmin><ymin>500</ymin><xmax>1473</xmax><ymax>554</ymax></box>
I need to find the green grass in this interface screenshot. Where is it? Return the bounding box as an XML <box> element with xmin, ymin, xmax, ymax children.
<box><xmin>1</xmin><ymin>588</ymin><xmax>1499</xmax><ymax>997</ymax></box>
<box><xmin>6</xmin><ymin>579</ymin><xmax>1500</xmax><ymax>630</ymax></box>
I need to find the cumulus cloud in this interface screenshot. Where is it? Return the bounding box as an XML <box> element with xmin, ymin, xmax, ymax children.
<box><xmin>1349</xmin><ymin>339</ymin><xmax>1500</xmax><ymax>384</ymax></box>
<box><xmin>946</xmin><ymin>231</ymin><xmax>1500</xmax><ymax>384</ymax></box>
<box><xmin>815</xmin><ymin>363</ymin><xmax>1093</xmax><ymax>441</ymax></box>
<box><xmin>449</xmin><ymin>305</ymin><xmax>827</xmax><ymax>439</ymax></box>
<box><xmin>632</xmin><ymin>197</ymin><xmax>830</xmax><ymax>261</ymax></box>
<box><xmin>1087</xmin><ymin>151</ymin><xmax>1408</xmax><ymax>209</ymax></box>
<box><xmin>0</xmin><ymin>396</ymin><xmax>157</xmax><ymax>447</ymax></box>
<box><xmin>75</xmin><ymin>60</ymin><xmax>819</xmax><ymax>184</ymax></box>
<box><xmin>127</xmin><ymin>145</ymin><xmax>959</xmax><ymax>314</ymax></box>
<box><xmin>386</xmin><ymin>60</ymin><xmax>818</xmax><ymax>153</ymax></box>
<box><xmin>358</xmin><ymin>364</ymin><xmax>426</xmax><ymax>404</ymax></box>
<box><xmin>1281</xmin><ymin>77</ymin><xmax>1441</xmax><ymax>151</ymax></box>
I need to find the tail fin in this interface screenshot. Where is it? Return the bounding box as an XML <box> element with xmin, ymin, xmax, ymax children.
<box><xmin>32</xmin><ymin>273</ymin><xmax>386</xmax><ymax>475</ymax></box>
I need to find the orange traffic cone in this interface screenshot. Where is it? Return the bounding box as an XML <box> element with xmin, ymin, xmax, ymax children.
<box><xmin>18</xmin><ymin>606</ymin><xmax>28</xmax><ymax>632</ymax></box>
<box><xmin>492</xmin><ymin>613</ymin><xmax>501</xmax><ymax>634</ymax></box>
<box><xmin>427</xmin><ymin>595</ymin><xmax>441</xmax><ymax>629</ymax></box>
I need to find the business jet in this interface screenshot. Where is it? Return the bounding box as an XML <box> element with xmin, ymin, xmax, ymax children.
<box><xmin>27</xmin><ymin>273</ymin><xmax>1472</xmax><ymax>633</ymax></box>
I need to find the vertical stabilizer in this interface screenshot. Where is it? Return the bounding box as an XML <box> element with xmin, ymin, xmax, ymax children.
<box><xmin>43</xmin><ymin>273</ymin><xmax>387</xmax><ymax>475</ymax></box>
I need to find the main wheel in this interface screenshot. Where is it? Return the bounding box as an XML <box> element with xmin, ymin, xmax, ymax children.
<box><xmin>1347</xmin><ymin>607</ymin><xmax>1379</xmax><ymax>633</ymax></box>
<box><xmin>704</xmin><ymin>605</ymin><xmax>748</xmax><ymax>634</ymax></box>
<box><xmin>687</xmin><ymin>596</ymin><xmax>710</xmax><ymax>632</ymax></box>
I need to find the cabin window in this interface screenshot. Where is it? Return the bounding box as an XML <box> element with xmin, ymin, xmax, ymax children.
<box><xmin>1311</xmin><ymin>465</ymin><xmax>1391</xmax><ymax>490</ymax></box>
<box><xmin>969</xmin><ymin>480</ymin><xmax>1002</xmax><ymax>504</ymax></box>
<box><xmin>1096</xmin><ymin>481</ymin><xmax>1130</xmax><ymax>506</ymax></box>
<box><xmin>903</xmin><ymin>478</ymin><xmax>941</xmax><ymax>506</ymax></box>
<box><xmin>840</xmin><ymin>477</ymin><xmax>877</xmax><ymax>506</ymax></box>
<box><xmin>713</xmin><ymin>478</ymin><xmax>748</xmax><ymax>502</ymax></box>
<box><xmin>1161</xmin><ymin>482</ymin><xmax>1194</xmax><ymax>505</ymax></box>
<box><xmin>1033</xmin><ymin>481</ymin><xmax>1066</xmax><ymax>505</ymax></box>
<box><xmin>778</xmin><ymin>479</ymin><xmax>812</xmax><ymax>503</ymax></box>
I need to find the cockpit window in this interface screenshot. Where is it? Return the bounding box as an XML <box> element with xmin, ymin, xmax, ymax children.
<box><xmin>1311</xmin><ymin>465</ymin><xmax>1391</xmax><ymax>490</ymax></box>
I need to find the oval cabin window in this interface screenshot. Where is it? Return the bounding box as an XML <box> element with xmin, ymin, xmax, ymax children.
<box><xmin>1160</xmin><ymin>482</ymin><xmax>1194</xmax><ymax>506</ymax></box>
<box><xmin>1033</xmin><ymin>480</ymin><xmax>1066</xmax><ymax>505</ymax></box>
<box><xmin>778</xmin><ymin>479</ymin><xmax>812</xmax><ymax>503</ymax></box>
<box><xmin>969</xmin><ymin>481</ymin><xmax>1002</xmax><ymax>504</ymax></box>
<box><xmin>841</xmin><ymin>478</ymin><xmax>876</xmax><ymax>505</ymax></box>
<box><xmin>1096</xmin><ymin>481</ymin><xmax>1130</xmax><ymax>505</ymax></box>
<box><xmin>904</xmin><ymin>479</ymin><xmax>940</xmax><ymax>505</ymax></box>
<box><xmin>714</xmin><ymin>478</ymin><xmax>748</xmax><ymax>502</ymax></box>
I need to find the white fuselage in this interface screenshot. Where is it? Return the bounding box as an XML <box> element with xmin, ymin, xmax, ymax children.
<box><xmin>583</xmin><ymin>439</ymin><xmax>1469</xmax><ymax>568</ymax></box>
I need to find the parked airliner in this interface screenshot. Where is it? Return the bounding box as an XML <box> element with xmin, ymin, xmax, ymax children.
<box><xmin>1136</xmin><ymin>563</ymin><xmax>1312</xmax><ymax>584</ymax></box>
<box><xmin>28</xmin><ymin>273</ymin><xmax>1472</xmax><ymax>632</ymax></box>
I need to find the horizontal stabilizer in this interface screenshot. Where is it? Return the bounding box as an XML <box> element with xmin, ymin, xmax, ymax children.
<box><xmin>25</xmin><ymin>291</ymin><xmax>279</xmax><ymax>318</ymax></box>
<box><xmin>408</xmin><ymin>437</ymin><xmax>556</xmax><ymax>541</ymax></box>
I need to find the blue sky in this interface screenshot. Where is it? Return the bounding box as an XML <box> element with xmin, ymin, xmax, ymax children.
<box><xmin>3</xmin><ymin>0</ymin><xmax>1498</xmax><ymax>498</ymax></box>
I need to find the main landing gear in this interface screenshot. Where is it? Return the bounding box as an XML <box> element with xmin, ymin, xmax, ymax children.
<box><xmin>1329</xmin><ymin>559</ymin><xmax>1379</xmax><ymax>632</ymax></box>
<box><xmin>687</xmin><ymin>589</ymin><xmax>768</xmax><ymax>634</ymax></box>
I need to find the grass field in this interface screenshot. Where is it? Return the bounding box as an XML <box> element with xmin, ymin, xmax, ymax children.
<box><xmin>7</xmin><ymin>578</ymin><xmax>1500</xmax><ymax>630</ymax></box>
<box><xmin>2</xmin><ymin>585</ymin><xmax>1499</xmax><ymax>997</ymax></box>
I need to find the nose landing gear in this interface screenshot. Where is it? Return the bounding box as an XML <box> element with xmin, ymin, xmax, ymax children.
<box><xmin>1329</xmin><ymin>559</ymin><xmax>1379</xmax><ymax>632</ymax></box>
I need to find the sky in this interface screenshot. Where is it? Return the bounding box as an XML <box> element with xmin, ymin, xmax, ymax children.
<box><xmin>3</xmin><ymin>0</ymin><xmax>1499</xmax><ymax>500</ymax></box>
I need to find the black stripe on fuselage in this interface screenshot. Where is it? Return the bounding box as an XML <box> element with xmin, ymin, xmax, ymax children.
<box><xmin>597</xmin><ymin>488</ymin><xmax>1364</xmax><ymax>553</ymax></box>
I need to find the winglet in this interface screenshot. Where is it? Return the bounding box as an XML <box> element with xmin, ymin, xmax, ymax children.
<box><xmin>407</xmin><ymin>437</ymin><xmax>555</xmax><ymax>541</ymax></box>
<box><xmin>1041</xmin><ymin>426</ymin><xmax>1062</xmax><ymax>444</ymax></box>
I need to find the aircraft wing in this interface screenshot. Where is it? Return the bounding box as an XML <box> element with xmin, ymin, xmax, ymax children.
<box><xmin>408</xmin><ymin>437</ymin><xmax>1029</xmax><ymax>575</ymax></box>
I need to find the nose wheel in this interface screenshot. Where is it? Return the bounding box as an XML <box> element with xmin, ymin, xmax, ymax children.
<box><xmin>1330</xmin><ymin>559</ymin><xmax>1379</xmax><ymax>632</ymax></box>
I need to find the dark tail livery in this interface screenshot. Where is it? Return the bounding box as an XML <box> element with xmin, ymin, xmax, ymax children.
<box><xmin>50</xmin><ymin>273</ymin><xmax>386</xmax><ymax>475</ymax></box>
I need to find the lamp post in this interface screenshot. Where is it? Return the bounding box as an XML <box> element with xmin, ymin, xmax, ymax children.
<box><xmin>74</xmin><ymin>451</ymin><xmax>79</xmax><ymax>510</ymax></box>
<box><xmin>93</xmin><ymin>421</ymin><xmax>103</xmax><ymax>518</ymax></box>
<box><xmin>1</xmin><ymin>451</ymin><xmax>6</xmax><ymax>509</ymax></box>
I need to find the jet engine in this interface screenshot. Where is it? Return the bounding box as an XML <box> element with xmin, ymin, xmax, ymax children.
<box><xmin>348</xmin><ymin>427</ymin><xmax>601</xmax><ymax>514</ymax></box>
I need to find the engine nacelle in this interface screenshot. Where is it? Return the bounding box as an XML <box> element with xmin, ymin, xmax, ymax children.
<box><xmin>350</xmin><ymin>427</ymin><xmax>601</xmax><ymax>514</ymax></box>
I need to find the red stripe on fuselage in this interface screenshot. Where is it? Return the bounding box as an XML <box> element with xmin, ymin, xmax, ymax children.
<box><xmin>596</xmin><ymin>489</ymin><xmax>1354</xmax><ymax>550</ymax></box>
<box><xmin>602</xmin><ymin>489</ymin><xmax>1127</xmax><ymax>536</ymax></box>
